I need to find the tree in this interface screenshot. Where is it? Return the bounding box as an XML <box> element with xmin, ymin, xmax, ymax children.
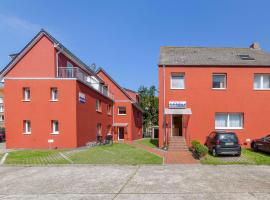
<box><xmin>138</xmin><ymin>85</ymin><xmax>159</xmax><ymax>128</ymax></box>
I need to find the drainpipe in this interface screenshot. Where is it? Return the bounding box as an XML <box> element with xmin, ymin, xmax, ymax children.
<box><xmin>54</xmin><ymin>43</ymin><xmax>64</xmax><ymax>77</ymax></box>
<box><xmin>163</xmin><ymin>64</ymin><xmax>167</xmax><ymax>148</ymax></box>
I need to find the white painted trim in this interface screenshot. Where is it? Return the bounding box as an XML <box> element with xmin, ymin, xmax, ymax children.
<box><xmin>50</xmin><ymin>132</ymin><xmax>59</xmax><ymax>135</ymax></box>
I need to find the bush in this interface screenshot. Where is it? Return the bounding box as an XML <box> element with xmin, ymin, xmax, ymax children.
<box><xmin>191</xmin><ymin>140</ymin><xmax>208</xmax><ymax>159</ymax></box>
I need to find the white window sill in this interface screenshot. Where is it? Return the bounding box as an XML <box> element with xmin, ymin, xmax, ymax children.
<box><xmin>212</xmin><ymin>88</ymin><xmax>226</xmax><ymax>90</ymax></box>
<box><xmin>96</xmin><ymin>110</ymin><xmax>102</xmax><ymax>113</ymax></box>
<box><xmin>50</xmin><ymin>132</ymin><xmax>59</xmax><ymax>135</ymax></box>
<box><xmin>254</xmin><ymin>88</ymin><xmax>270</xmax><ymax>91</ymax></box>
<box><xmin>23</xmin><ymin>132</ymin><xmax>31</xmax><ymax>135</ymax></box>
<box><xmin>107</xmin><ymin>113</ymin><xmax>112</xmax><ymax>116</ymax></box>
<box><xmin>215</xmin><ymin>127</ymin><xmax>243</xmax><ymax>130</ymax></box>
<box><xmin>50</xmin><ymin>99</ymin><xmax>59</xmax><ymax>102</ymax></box>
<box><xmin>22</xmin><ymin>100</ymin><xmax>31</xmax><ymax>102</ymax></box>
<box><xmin>170</xmin><ymin>88</ymin><xmax>185</xmax><ymax>90</ymax></box>
<box><xmin>118</xmin><ymin>114</ymin><xmax>127</xmax><ymax>116</ymax></box>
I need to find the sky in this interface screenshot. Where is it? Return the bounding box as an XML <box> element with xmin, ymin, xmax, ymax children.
<box><xmin>0</xmin><ymin>0</ymin><xmax>270</xmax><ymax>91</ymax></box>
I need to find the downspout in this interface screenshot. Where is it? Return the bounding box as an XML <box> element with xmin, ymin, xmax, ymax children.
<box><xmin>54</xmin><ymin>43</ymin><xmax>64</xmax><ymax>77</ymax></box>
<box><xmin>163</xmin><ymin>64</ymin><xmax>167</xmax><ymax>148</ymax></box>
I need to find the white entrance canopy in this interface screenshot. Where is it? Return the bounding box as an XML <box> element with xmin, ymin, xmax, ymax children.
<box><xmin>113</xmin><ymin>123</ymin><xmax>128</xmax><ymax>127</ymax></box>
<box><xmin>165</xmin><ymin>108</ymin><xmax>192</xmax><ymax>115</ymax></box>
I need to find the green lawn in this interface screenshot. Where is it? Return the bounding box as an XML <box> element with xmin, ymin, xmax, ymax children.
<box><xmin>5</xmin><ymin>150</ymin><xmax>69</xmax><ymax>165</ymax></box>
<box><xmin>135</xmin><ymin>138</ymin><xmax>158</xmax><ymax>148</ymax></box>
<box><xmin>201</xmin><ymin>149</ymin><xmax>270</xmax><ymax>165</ymax></box>
<box><xmin>4</xmin><ymin>143</ymin><xmax>163</xmax><ymax>165</ymax></box>
<box><xmin>69</xmin><ymin>143</ymin><xmax>162</xmax><ymax>164</ymax></box>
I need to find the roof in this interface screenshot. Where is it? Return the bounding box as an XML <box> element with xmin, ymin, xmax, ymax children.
<box><xmin>123</xmin><ymin>87</ymin><xmax>138</xmax><ymax>94</ymax></box>
<box><xmin>159</xmin><ymin>46</ymin><xmax>270</xmax><ymax>66</ymax></box>
<box><xmin>0</xmin><ymin>29</ymin><xmax>103</xmax><ymax>82</ymax></box>
<box><xmin>96</xmin><ymin>68</ymin><xmax>143</xmax><ymax>112</ymax></box>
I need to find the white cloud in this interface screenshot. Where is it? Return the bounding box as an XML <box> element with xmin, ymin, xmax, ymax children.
<box><xmin>0</xmin><ymin>14</ymin><xmax>41</xmax><ymax>34</ymax></box>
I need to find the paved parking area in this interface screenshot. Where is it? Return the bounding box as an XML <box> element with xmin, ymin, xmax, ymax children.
<box><xmin>0</xmin><ymin>165</ymin><xmax>269</xmax><ymax>199</ymax></box>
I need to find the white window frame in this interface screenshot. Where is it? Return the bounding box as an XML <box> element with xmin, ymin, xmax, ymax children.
<box><xmin>51</xmin><ymin>120</ymin><xmax>59</xmax><ymax>134</ymax></box>
<box><xmin>23</xmin><ymin>87</ymin><xmax>30</xmax><ymax>101</ymax></box>
<box><xmin>254</xmin><ymin>74</ymin><xmax>270</xmax><ymax>90</ymax></box>
<box><xmin>97</xmin><ymin>123</ymin><xmax>102</xmax><ymax>136</ymax></box>
<box><xmin>107</xmin><ymin>104</ymin><xmax>112</xmax><ymax>115</ymax></box>
<box><xmin>170</xmin><ymin>73</ymin><xmax>185</xmax><ymax>89</ymax></box>
<box><xmin>212</xmin><ymin>73</ymin><xmax>227</xmax><ymax>89</ymax></box>
<box><xmin>96</xmin><ymin>99</ymin><xmax>101</xmax><ymax>112</ymax></box>
<box><xmin>215</xmin><ymin>113</ymin><xmax>243</xmax><ymax>130</ymax></box>
<box><xmin>51</xmin><ymin>87</ymin><xmax>58</xmax><ymax>101</ymax></box>
<box><xmin>23</xmin><ymin>120</ymin><xmax>31</xmax><ymax>134</ymax></box>
<box><xmin>118</xmin><ymin>106</ymin><xmax>127</xmax><ymax>115</ymax></box>
<box><xmin>0</xmin><ymin>105</ymin><xmax>4</xmax><ymax>113</ymax></box>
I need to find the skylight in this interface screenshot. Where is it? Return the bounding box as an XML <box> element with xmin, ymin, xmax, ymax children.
<box><xmin>238</xmin><ymin>54</ymin><xmax>255</xmax><ymax>60</ymax></box>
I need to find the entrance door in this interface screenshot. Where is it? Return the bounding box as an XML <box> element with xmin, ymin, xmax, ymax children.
<box><xmin>118</xmin><ymin>127</ymin><xmax>124</xmax><ymax>140</ymax></box>
<box><xmin>172</xmin><ymin>115</ymin><xmax>182</xmax><ymax>136</ymax></box>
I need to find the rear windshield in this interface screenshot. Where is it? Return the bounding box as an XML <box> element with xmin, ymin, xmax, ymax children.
<box><xmin>218</xmin><ymin>133</ymin><xmax>238</xmax><ymax>141</ymax></box>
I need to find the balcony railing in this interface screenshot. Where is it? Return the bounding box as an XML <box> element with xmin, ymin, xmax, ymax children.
<box><xmin>58</xmin><ymin>67</ymin><xmax>114</xmax><ymax>99</ymax></box>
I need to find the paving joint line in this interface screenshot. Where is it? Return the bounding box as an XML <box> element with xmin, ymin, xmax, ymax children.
<box><xmin>58</xmin><ymin>152</ymin><xmax>73</xmax><ymax>164</ymax></box>
<box><xmin>0</xmin><ymin>153</ymin><xmax>8</xmax><ymax>165</ymax></box>
<box><xmin>112</xmin><ymin>165</ymin><xmax>140</xmax><ymax>200</ymax></box>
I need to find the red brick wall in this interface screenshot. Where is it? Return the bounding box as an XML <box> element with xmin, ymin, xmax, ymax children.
<box><xmin>159</xmin><ymin>65</ymin><xmax>270</xmax><ymax>147</ymax></box>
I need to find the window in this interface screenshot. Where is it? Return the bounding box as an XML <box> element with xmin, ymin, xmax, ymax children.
<box><xmin>23</xmin><ymin>87</ymin><xmax>30</xmax><ymax>101</ymax></box>
<box><xmin>51</xmin><ymin>88</ymin><xmax>58</xmax><ymax>101</ymax></box>
<box><xmin>0</xmin><ymin>105</ymin><xmax>4</xmax><ymax>113</ymax></box>
<box><xmin>51</xmin><ymin>120</ymin><xmax>59</xmax><ymax>134</ymax></box>
<box><xmin>96</xmin><ymin>99</ymin><xmax>101</xmax><ymax>112</ymax></box>
<box><xmin>215</xmin><ymin>113</ymin><xmax>243</xmax><ymax>129</ymax></box>
<box><xmin>23</xmin><ymin>120</ymin><xmax>31</xmax><ymax>134</ymax></box>
<box><xmin>97</xmin><ymin>123</ymin><xmax>102</xmax><ymax>136</ymax></box>
<box><xmin>0</xmin><ymin>115</ymin><xmax>4</xmax><ymax>122</ymax></box>
<box><xmin>171</xmin><ymin>73</ymin><xmax>185</xmax><ymax>89</ymax></box>
<box><xmin>118</xmin><ymin>107</ymin><xmax>126</xmax><ymax>115</ymax></box>
<box><xmin>107</xmin><ymin>104</ymin><xmax>112</xmax><ymax>115</ymax></box>
<box><xmin>212</xmin><ymin>74</ymin><xmax>226</xmax><ymax>89</ymax></box>
<box><xmin>254</xmin><ymin>74</ymin><xmax>270</xmax><ymax>90</ymax></box>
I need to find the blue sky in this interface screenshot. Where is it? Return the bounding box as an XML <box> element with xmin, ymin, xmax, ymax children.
<box><xmin>0</xmin><ymin>0</ymin><xmax>270</xmax><ymax>90</ymax></box>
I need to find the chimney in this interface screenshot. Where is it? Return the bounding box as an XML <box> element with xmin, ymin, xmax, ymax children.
<box><xmin>250</xmin><ymin>42</ymin><xmax>260</xmax><ymax>50</ymax></box>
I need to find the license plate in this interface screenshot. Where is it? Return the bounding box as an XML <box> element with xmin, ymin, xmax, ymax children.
<box><xmin>225</xmin><ymin>142</ymin><xmax>234</xmax><ymax>145</ymax></box>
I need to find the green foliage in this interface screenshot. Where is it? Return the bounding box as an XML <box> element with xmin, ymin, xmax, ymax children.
<box><xmin>136</xmin><ymin>138</ymin><xmax>158</xmax><ymax>148</ymax></box>
<box><xmin>138</xmin><ymin>85</ymin><xmax>159</xmax><ymax>128</ymax></box>
<box><xmin>191</xmin><ymin>140</ymin><xmax>208</xmax><ymax>158</ymax></box>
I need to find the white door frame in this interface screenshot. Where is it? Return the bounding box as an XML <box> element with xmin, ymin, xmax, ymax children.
<box><xmin>118</xmin><ymin>127</ymin><xmax>124</xmax><ymax>140</ymax></box>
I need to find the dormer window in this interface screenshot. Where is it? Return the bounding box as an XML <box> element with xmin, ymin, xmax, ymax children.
<box><xmin>238</xmin><ymin>54</ymin><xmax>255</xmax><ymax>60</ymax></box>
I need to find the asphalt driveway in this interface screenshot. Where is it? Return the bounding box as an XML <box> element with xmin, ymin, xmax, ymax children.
<box><xmin>0</xmin><ymin>165</ymin><xmax>269</xmax><ymax>199</ymax></box>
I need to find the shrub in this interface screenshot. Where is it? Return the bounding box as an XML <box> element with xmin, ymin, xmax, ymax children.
<box><xmin>191</xmin><ymin>140</ymin><xmax>208</xmax><ymax>158</ymax></box>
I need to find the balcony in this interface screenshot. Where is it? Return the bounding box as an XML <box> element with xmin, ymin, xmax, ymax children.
<box><xmin>58</xmin><ymin>67</ymin><xmax>114</xmax><ymax>100</ymax></box>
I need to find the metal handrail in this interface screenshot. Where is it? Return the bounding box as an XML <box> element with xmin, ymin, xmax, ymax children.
<box><xmin>58</xmin><ymin>67</ymin><xmax>114</xmax><ymax>99</ymax></box>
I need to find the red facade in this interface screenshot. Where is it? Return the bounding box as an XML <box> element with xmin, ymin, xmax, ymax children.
<box><xmin>2</xmin><ymin>30</ymin><xmax>114</xmax><ymax>149</ymax></box>
<box><xmin>158</xmin><ymin>46</ymin><xmax>270</xmax><ymax>148</ymax></box>
<box><xmin>97</xmin><ymin>69</ymin><xmax>143</xmax><ymax>141</ymax></box>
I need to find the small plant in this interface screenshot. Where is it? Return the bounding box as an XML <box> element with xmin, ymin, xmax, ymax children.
<box><xmin>191</xmin><ymin>140</ymin><xmax>208</xmax><ymax>159</ymax></box>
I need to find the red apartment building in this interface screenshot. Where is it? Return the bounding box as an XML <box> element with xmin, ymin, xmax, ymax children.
<box><xmin>0</xmin><ymin>30</ymin><xmax>118</xmax><ymax>149</ymax></box>
<box><xmin>97</xmin><ymin>68</ymin><xmax>143</xmax><ymax>141</ymax></box>
<box><xmin>158</xmin><ymin>44</ymin><xmax>270</xmax><ymax>148</ymax></box>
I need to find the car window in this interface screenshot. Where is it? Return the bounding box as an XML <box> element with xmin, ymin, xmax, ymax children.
<box><xmin>218</xmin><ymin>134</ymin><xmax>237</xmax><ymax>141</ymax></box>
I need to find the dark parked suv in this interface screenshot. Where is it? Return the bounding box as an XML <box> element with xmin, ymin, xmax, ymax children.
<box><xmin>205</xmin><ymin>131</ymin><xmax>241</xmax><ymax>156</ymax></box>
<box><xmin>0</xmin><ymin>129</ymin><xmax>5</xmax><ymax>142</ymax></box>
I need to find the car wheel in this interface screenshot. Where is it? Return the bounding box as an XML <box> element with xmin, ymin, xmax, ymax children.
<box><xmin>212</xmin><ymin>148</ymin><xmax>218</xmax><ymax>157</ymax></box>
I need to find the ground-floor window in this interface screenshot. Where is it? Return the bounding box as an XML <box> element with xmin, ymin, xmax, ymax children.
<box><xmin>23</xmin><ymin>120</ymin><xmax>31</xmax><ymax>134</ymax></box>
<box><xmin>215</xmin><ymin>113</ymin><xmax>243</xmax><ymax>129</ymax></box>
<box><xmin>97</xmin><ymin>123</ymin><xmax>102</xmax><ymax>136</ymax></box>
<box><xmin>51</xmin><ymin>120</ymin><xmax>59</xmax><ymax>134</ymax></box>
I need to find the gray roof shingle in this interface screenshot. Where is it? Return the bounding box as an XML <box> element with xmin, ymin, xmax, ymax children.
<box><xmin>159</xmin><ymin>46</ymin><xmax>270</xmax><ymax>66</ymax></box>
